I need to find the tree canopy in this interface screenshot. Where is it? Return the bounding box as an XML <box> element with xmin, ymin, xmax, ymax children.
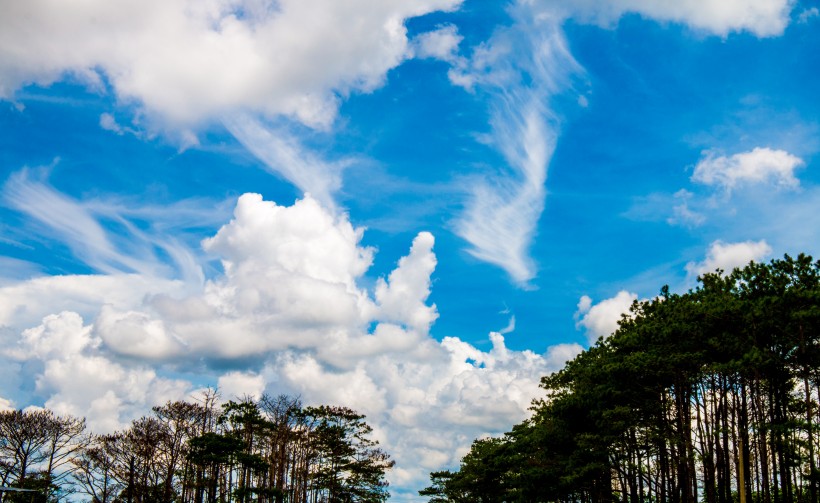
<box><xmin>0</xmin><ymin>394</ymin><xmax>392</xmax><ymax>503</ymax></box>
<box><xmin>423</xmin><ymin>254</ymin><xmax>820</xmax><ymax>503</ymax></box>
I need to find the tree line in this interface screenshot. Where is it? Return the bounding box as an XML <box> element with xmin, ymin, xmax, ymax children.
<box><xmin>0</xmin><ymin>393</ymin><xmax>393</xmax><ymax>503</ymax></box>
<box><xmin>422</xmin><ymin>254</ymin><xmax>820</xmax><ymax>503</ymax></box>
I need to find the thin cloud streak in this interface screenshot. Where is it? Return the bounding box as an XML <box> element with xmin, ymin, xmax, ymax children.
<box><xmin>2</xmin><ymin>168</ymin><xmax>214</xmax><ymax>284</ymax></box>
<box><xmin>223</xmin><ymin>114</ymin><xmax>346</xmax><ymax>210</ymax></box>
<box><xmin>455</xmin><ymin>5</ymin><xmax>581</xmax><ymax>285</ymax></box>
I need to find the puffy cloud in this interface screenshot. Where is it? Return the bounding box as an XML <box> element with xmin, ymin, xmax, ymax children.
<box><xmin>40</xmin><ymin>353</ymin><xmax>190</xmax><ymax>432</ymax></box>
<box><xmin>266</xmin><ymin>330</ymin><xmax>561</xmax><ymax>488</ymax></box>
<box><xmin>454</xmin><ymin>5</ymin><xmax>582</xmax><ymax>285</ymax></box>
<box><xmin>218</xmin><ymin>371</ymin><xmax>266</xmax><ymax>401</ymax></box>
<box><xmin>94</xmin><ymin>306</ymin><xmax>186</xmax><ymax>360</ymax></box>
<box><xmin>373</xmin><ymin>232</ymin><xmax>438</xmax><ymax>334</ymax></box>
<box><xmin>0</xmin><ymin>0</ymin><xmax>462</xmax><ymax>129</ymax></box>
<box><xmin>692</xmin><ymin>147</ymin><xmax>804</xmax><ymax>191</ymax></box>
<box><xmin>686</xmin><ymin>239</ymin><xmax>772</xmax><ymax>279</ymax></box>
<box><xmin>575</xmin><ymin>291</ymin><xmax>638</xmax><ymax>343</ymax></box>
<box><xmin>13</xmin><ymin>311</ymin><xmax>97</xmax><ymax>360</ymax></box>
<box><xmin>544</xmin><ymin>342</ymin><xmax>586</xmax><ymax>369</ymax></box>
<box><xmin>0</xmin><ymin>397</ymin><xmax>13</xmax><ymax>412</ymax></box>
<box><xmin>2</xmin><ymin>193</ymin><xmax>566</xmax><ymax>491</ymax></box>
<box><xmin>0</xmin><ymin>273</ymin><xmax>187</xmax><ymax>333</ymax></box>
<box><xmin>91</xmin><ymin>194</ymin><xmax>439</xmax><ymax>368</ymax></box>
<box><xmin>4</xmin><ymin>311</ymin><xmax>191</xmax><ymax>432</ymax></box>
<box><xmin>541</xmin><ymin>0</ymin><xmax>794</xmax><ymax>37</ymax></box>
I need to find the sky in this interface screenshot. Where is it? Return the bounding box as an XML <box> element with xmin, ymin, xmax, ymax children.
<box><xmin>0</xmin><ymin>0</ymin><xmax>819</xmax><ymax>499</ymax></box>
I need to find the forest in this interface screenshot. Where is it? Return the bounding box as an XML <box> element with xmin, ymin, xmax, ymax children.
<box><xmin>421</xmin><ymin>254</ymin><xmax>820</xmax><ymax>503</ymax></box>
<box><xmin>0</xmin><ymin>394</ymin><xmax>393</xmax><ymax>502</ymax></box>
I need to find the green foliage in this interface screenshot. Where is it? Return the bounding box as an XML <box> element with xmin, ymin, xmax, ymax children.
<box><xmin>0</xmin><ymin>394</ymin><xmax>392</xmax><ymax>503</ymax></box>
<box><xmin>424</xmin><ymin>254</ymin><xmax>820</xmax><ymax>503</ymax></box>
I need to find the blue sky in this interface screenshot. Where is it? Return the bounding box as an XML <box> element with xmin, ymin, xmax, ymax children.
<box><xmin>1</xmin><ymin>0</ymin><xmax>819</xmax><ymax>499</ymax></box>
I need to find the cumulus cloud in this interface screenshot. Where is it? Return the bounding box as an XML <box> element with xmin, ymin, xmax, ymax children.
<box><xmin>454</xmin><ymin>5</ymin><xmax>582</xmax><ymax>285</ymax></box>
<box><xmin>5</xmin><ymin>311</ymin><xmax>190</xmax><ymax>432</ymax></box>
<box><xmin>0</xmin><ymin>193</ymin><xmax>566</xmax><ymax>489</ymax></box>
<box><xmin>542</xmin><ymin>0</ymin><xmax>794</xmax><ymax>37</ymax></box>
<box><xmin>374</xmin><ymin>231</ymin><xmax>439</xmax><ymax>333</ymax></box>
<box><xmin>0</xmin><ymin>273</ymin><xmax>188</xmax><ymax>333</ymax></box>
<box><xmin>575</xmin><ymin>290</ymin><xmax>638</xmax><ymax>344</ymax></box>
<box><xmin>218</xmin><ymin>371</ymin><xmax>266</xmax><ymax>401</ymax></box>
<box><xmin>686</xmin><ymin>239</ymin><xmax>772</xmax><ymax>279</ymax></box>
<box><xmin>692</xmin><ymin>147</ymin><xmax>804</xmax><ymax>191</ymax></box>
<box><xmin>0</xmin><ymin>0</ymin><xmax>462</xmax><ymax>129</ymax></box>
<box><xmin>0</xmin><ymin>397</ymin><xmax>13</xmax><ymax>412</ymax></box>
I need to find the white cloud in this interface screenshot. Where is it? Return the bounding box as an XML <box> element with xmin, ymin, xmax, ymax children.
<box><xmin>542</xmin><ymin>0</ymin><xmax>794</xmax><ymax>37</ymax></box>
<box><xmin>544</xmin><ymin>342</ymin><xmax>585</xmax><ymax>368</ymax></box>
<box><xmin>692</xmin><ymin>147</ymin><xmax>804</xmax><ymax>191</ymax></box>
<box><xmin>99</xmin><ymin>113</ymin><xmax>124</xmax><ymax>134</ymax></box>
<box><xmin>265</xmin><ymin>330</ymin><xmax>562</xmax><ymax>488</ymax></box>
<box><xmin>4</xmin><ymin>311</ymin><xmax>190</xmax><ymax>432</ymax></box>
<box><xmin>2</xmin><ymin>168</ymin><xmax>220</xmax><ymax>283</ymax></box>
<box><xmin>798</xmin><ymin>7</ymin><xmax>819</xmax><ymax>24</ymax></box>
<box><xmin>412</xmin><ymin>25</ymin><xmax>463</xmax><ymax>62</ymax></box>
<box><xmin>218</xmin><ymin>371</ymin><xmax>266</xmax><ymax>401</ymax></box>
<box><xmin>0</xmin><ymin>0</ymin><xmax>462</xmax><ymax>129</ymax></box>
<box><xmin>686</xmin><ymin>239</ymin><xmax>772</xmax><ymax>279</ymax></box>
<box><xmin>667</xmin><ymin>189</ymin><xmax>706</xmax><ymax>227</ymax></box>
<box><xmin>222</xmin><ymin>114</ymin><xmax>347</xmax><ymax>209</ymax></box>
<box><xmin>575</xmin><ymin>290</ymin><xmax>638</xmax><ymax>344</ymax></box>
<box><xmin>454</xmin><ymin>6</ymin><xmax>582</xmax><ymax>285</ymax></box>
<box><xmin>0</xmin><ymin>273</ymin><xmax>187</xmax><ymax>332</ymax></box>
<box><xmin>13</xmin><ymin>311</ymin><xmax>97</xmax><ymax>360</ymax></box>
<box><xmin>374</xmin><ymin>232</ymin><xmax>438</xmax><ymax>334</ymax></box>
<box><xmin>1</xmin><ymin>193</ymin><xmax>566</xmax><ymax>491</ymax></box>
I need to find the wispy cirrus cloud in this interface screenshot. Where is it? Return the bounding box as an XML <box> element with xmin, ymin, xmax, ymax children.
<box><xmin>2</xmin><ymin>167</ymin><xmax>226</xmax><ymax>283</ymax></box>
<box><xmin>452</xmin><ymin>0</ymin><xmax>797</xmax><ymax>285</ymax></box>
<box><xmin>454</xmin><ymin>5</ymin><xmax>582</xmax><ymax>286</ymax></box>
<box><xmin>223</xmin><ymin>115</ymin><xmax>347</xmax><ymax>210</ymax></box>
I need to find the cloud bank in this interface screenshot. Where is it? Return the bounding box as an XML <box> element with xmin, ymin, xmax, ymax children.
<box><xmin>0</xmin><ymin>0</ymin><xmax>462</xmax><ymax>129</ymax></box>
<box><xmin>0</xmin><ymin>192</ymin><xmax>569</xmax><ymax>492</ymax></box>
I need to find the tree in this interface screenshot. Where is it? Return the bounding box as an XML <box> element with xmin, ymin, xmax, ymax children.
<box><xmin>424</xmin><ymin>254</ymin><xmax>820</xmax><ymax>503</ymax></box>
<box><xmin>71</xmin><ymin>434</ymin><xmax>122</xmax><ymax>503</ymax></box>
<box><xmin>304</xmin><ymin>405</ymin><xmax>394</xmax><ymax>503</ymax></box>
